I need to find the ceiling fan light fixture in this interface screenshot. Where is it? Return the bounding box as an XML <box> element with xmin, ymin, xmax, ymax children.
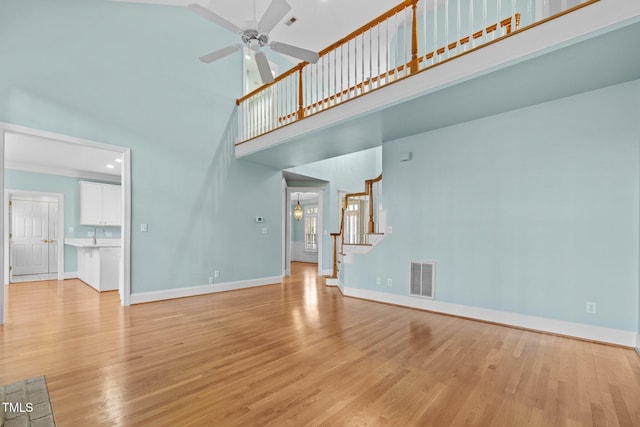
<box><xmin>189</xmin><ymin>0</ymin><xmax>320</xmax><ymax>84</ymax></box>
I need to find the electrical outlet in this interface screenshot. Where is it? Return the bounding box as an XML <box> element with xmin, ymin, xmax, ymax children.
<box><xmin>208</xmin><ymin>277</ymin><xmax>214</xmax><ymax>284</ymax></box>
<box><xmin>387</xmin><ymin>278</ymin><xmax>392</xmax><ymax>287</ymax></box>
<box><xmin>586</xmin><ymin>301</ymin><xmax>597</xmax><ymax>314</ymax></box>
<box><xmin>214</xmin><ymin>271</ymin><xmax>220</xmax><ymax>278</ymax></box>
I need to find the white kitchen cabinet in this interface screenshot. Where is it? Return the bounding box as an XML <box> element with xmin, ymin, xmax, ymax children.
<box><xmin>80</xmin><ymin>181</ymin><xmax>122</xmax><ymax>226</ymax></box>
<box><xmin>69</xmin><ymin>240</ymin><xmax>121</xmax><ymax>292</ymax></box>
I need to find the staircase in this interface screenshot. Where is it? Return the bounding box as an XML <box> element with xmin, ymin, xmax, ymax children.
<box><xmin>327</xmin><ymin>174</ymin><xmax>384</xmax><ymax>286</ymax></box>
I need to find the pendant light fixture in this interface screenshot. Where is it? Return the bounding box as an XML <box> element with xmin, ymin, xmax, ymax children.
<box><xmin>294</xmin><ymin>194</ymin><xmax>303</xmax><ymax>221</ymax></box>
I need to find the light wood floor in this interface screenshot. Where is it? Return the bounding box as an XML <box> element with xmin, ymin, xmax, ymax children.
<box><xmin>1</xmin><ymin>262</ymin><xmax>639</xmax><ymax>426</ymax></box>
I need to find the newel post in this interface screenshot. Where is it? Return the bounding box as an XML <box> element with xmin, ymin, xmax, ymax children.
<box><xmin>330</xmin><ymin>233</ymin><xmax>339</xmax><ymax>278</ymax></box>
<box><xmin>367</xmin><ymin>180</ymin><xmax>375</xmax><ymax>234</ymax></box>
<box><xmin>410</xmin><ymin>0</ymin><xmax>419</xmax><ymax>73</ymax></box>
<box><xmin>297</xmin><ymin>66</ymin><xmax>305</xmax><ymax>120</ymax></box>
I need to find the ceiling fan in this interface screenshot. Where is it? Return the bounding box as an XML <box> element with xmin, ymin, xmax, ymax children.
<box><xmin>188</xmin><ymin>0</ymin><xmax>320</xmax><ymax>84</ymax></box>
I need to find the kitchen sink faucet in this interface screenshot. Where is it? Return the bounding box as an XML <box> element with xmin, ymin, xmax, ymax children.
<box><xmin>93</xmin><ymin>227</ymin><xmax>105</xmax><ymax>245</ymax></box>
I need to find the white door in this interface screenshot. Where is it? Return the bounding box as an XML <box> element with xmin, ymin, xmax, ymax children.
<box><xmin>48</xmin><ymin>202</ymin><xmax>58</xmax><ymax>274</ymax></box>
<box><xmin>11</xmin><ymin>200</ymin><xmax>50</xmax><ymax>276</ymax></box>
<box><xmin>10</xmin><ymin>198</ymin><xmax>59</xmax><ymax>279</ymax></box>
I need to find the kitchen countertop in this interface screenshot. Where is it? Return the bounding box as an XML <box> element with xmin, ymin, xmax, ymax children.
<box><xmin>64</xmin><ymin>238</ymin><xmax>122</xmax><ymax>248</ymax></box>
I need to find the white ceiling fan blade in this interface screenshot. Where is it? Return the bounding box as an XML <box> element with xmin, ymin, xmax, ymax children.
<box><xmin>199</xmin><ymin>44</ymin><xmax>242</xmax><ymax>63</ymax></box>
<box><xmin>258</xmin><ymin>0</ymin><xmax>291</xmax><ymax>34</ymax></box>
<box><xmin>255</xmin><ymin>51</ymin><xmax>275</xmax><ymax>84</ymax></box>
<box><xmin>270</xmin><ymin>41</ymin><xmax>319</xmax><ymax>64</ymax></box>
<box><xmin>188</xmin><ymin>4</ymin><xmax>241</xmax><ymax>34</ymax></box>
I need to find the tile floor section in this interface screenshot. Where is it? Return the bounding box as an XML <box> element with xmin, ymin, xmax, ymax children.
<box><xmin>0</xmin><ymin>376</ymin><xmax>55</xmax><ymax>427</ymax></box>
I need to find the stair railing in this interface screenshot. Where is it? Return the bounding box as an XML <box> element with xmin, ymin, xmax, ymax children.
<box><xmin>330</xmin><ymin>174</ymin><xmax>382</xmax><ymax>279</ymax></box>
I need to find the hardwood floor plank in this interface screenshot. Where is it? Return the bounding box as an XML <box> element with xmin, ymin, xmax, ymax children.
<box><xmin>2</xmin><ymin>264</ymin><xmax>640</xmax><ymax>426</ymax></box>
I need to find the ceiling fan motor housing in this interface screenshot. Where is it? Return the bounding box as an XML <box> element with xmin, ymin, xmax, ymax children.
<box><xmin>242</xmin><ymin>30</ymin><xmax>269</xmax><ymax>50</ymax></box>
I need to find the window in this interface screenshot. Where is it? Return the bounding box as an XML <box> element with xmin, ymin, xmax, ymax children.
<box><xmin>345</xmin><ymin>198</ymin><xmax>366</xmax><ymax>244</ymax></box>
<box><xmin>304</xmin><ymin>205</ymin><xmax>318</xmax><ymax>251</ymax></box>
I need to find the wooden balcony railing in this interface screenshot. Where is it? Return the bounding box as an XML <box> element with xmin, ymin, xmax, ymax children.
<box><xmin>235</xmin><ymin>0</ymin><xmax>598</xmax><ymax>144</ymax></box>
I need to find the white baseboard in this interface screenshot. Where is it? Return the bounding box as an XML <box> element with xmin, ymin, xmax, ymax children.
<box><xmin>325</xmin><ymin>277</ymin><xmax>339</xmax><ymax>287</ymax></box>
<box><xmin>636</xmin><ymin>334</ymin><xmax>640</xmax><ymax>356</ymax></box>
<box><xmin>342</xmin><ymin>287</ymin><xmax>637</xmax><ymax>347</ymax></box>
<box><xmin>322</xmin><ymin>269</ymin><xmax>333</xmax><ymax>276</ymax></box>
<box><xmin>130</xmin><ymin>276</ymin><xmax>282</xmax><ymax>305</ymax></box>
<box><xmin>63</xmin><ymin>272</ymin><xmax>78</xmax><ymax>280</ymax></box>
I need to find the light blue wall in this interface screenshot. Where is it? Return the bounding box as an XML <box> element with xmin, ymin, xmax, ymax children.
<box><xmin>287</xmin><ymin>147</ymin><xmax>382</xmax><ymax>271</ymax></box>
<box><xmin>345</xmin><ymin>80</ymin><xmax>640</xmax><ymax>332</ymax></box>
<box><xmin>0</xmin><ymin>0</ymin><xmax>282</xmax><ymax>292</ymax></box>
<box><xmin>4</xmin><ymin>169</ymin><xmax>121</xmax><ymax>272</ymax></box>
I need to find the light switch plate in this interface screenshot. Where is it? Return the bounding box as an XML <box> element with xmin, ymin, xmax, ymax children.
<box><xmin>141</xmin><ymin>224</ymin><xmax>148</xmax><ymax>232</ymax></box>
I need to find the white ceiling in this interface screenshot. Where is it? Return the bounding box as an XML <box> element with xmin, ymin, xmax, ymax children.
<box><xmin>110</xmin><ymin>0</ymin><xmax>401</xmax><ymax>52</ymax></box>
<box><xmin>291</xmin><ymin>192</ymin><xmax>319</xmax><ymax>203</ymax></box>
<box><xmin>4</xmin><ymin>132</ymin><xmax>123</xmax><ymax>182</ymax></box>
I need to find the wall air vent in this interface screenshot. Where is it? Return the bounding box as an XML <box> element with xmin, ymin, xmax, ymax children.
<box><xmin>410</xmin><ymin>262</ymin><xmax>435</xmax><ymax>299</ymax></box>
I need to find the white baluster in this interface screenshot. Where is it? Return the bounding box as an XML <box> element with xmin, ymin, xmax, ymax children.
<box><xmin>433</xmin><ymin>0</ymin><xmax>438</xmax><ymax>63</ymax></box>
<box><xmin>483</xmin><ymin>0</ymin><xmax>488</xmax><ymax>44</ymax></box>
<box><xmin>457</xmin><ymin>0</ymin><xmax>461</xmax><ymax>54</ymax></box>
<box><xmin>403</xmin><ymin>6</ymin><xmax>408</xmax><ymax>77</ymax></box>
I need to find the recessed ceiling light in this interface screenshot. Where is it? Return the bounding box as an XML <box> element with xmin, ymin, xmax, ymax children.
<box><xmin>115</xmin><ymin>158</ymin><xmax>123</xmax><ymax>163</ymax></box>
<box><xmin>106</xmin><ymin>164</ymin><xmax>115</xmax><ymax>169</ymax></box>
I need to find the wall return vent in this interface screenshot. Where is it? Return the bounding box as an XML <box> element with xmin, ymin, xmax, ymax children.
<box><xmin>410</xmin><ymin>262</ymin><xmax>435</xmax><ymax>299</ymax></box>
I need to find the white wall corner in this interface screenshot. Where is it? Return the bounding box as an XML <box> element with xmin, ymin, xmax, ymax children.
<box><xmin>342</xmin><ymin>287</ymin><xmax>637</xmax><ymax>348</ymax></box>
<box><xmin>129</xmin><ymin>276</ymin><xmax>282</xmax><ymax>305</ymax></box>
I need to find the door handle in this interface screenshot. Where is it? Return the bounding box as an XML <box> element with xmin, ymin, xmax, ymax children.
<box><xmin>42</xmin><ymin>240</ymin><xmax>49</xmax><ymax>243</ymax></box>
<box><xmin>49</xmin><ymin>240</ymin><xmax>56</xmax><ymax>244</ymax></box>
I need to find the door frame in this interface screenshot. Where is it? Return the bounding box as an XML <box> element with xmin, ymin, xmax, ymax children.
<box><xmin>284</xmin><ymin>186</ymin><xmax>324</xmax><ymax>277</ymax></box>
<box><xmin>0</xmin><ymin>122</ymin><xmax>132</xmax><ymax>325</ymax></box>
<box><xmin>4</xmin><ymin>190</ymin><xmax>64</xmax><ymax>283</ymax></box>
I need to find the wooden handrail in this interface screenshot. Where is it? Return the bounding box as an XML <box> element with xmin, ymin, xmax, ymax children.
<box><xmin>236</xmin><ymin>0</ymin><xmax>418</xmax><ymax>106</ymax></box>
<box><xmin>328</xmin><ymin>174</ymin><xmax>383</xmax><ymax>279</ymax></box>
<box><xmin>318</xmin><ymin>0</ymin><xmax>418</xmax><ymax>58</ymax></box>
<box><xmin>277</xmin><ymin>14</ymin><xmax>520</xmax><ymax>126</ymax></box>
<box><xmin>237</xmin><ymin>62</ymin><xmax>304</xmax><ymax>106</ymax></box>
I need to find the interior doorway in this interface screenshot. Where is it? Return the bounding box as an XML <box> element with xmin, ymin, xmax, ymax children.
<box><xmin>284</xmin><ymin>186</ymin><xmax>324</xmax><ymax>278</ymax></box>
<box><xmin>8</xmin><ymin>192</ymin><xmax>63</xmax><ymax>283</ymax></box>
<box><xmin>0</xmin><ymin>122</ymin><xmax>132</xmax><ymax>324</ymax></box>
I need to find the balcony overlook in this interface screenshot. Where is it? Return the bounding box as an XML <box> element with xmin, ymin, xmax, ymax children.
<box><xmin>233</xmin><ymin>0</ymin><xmax>640</xmax><ymax>169</ymax></box>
